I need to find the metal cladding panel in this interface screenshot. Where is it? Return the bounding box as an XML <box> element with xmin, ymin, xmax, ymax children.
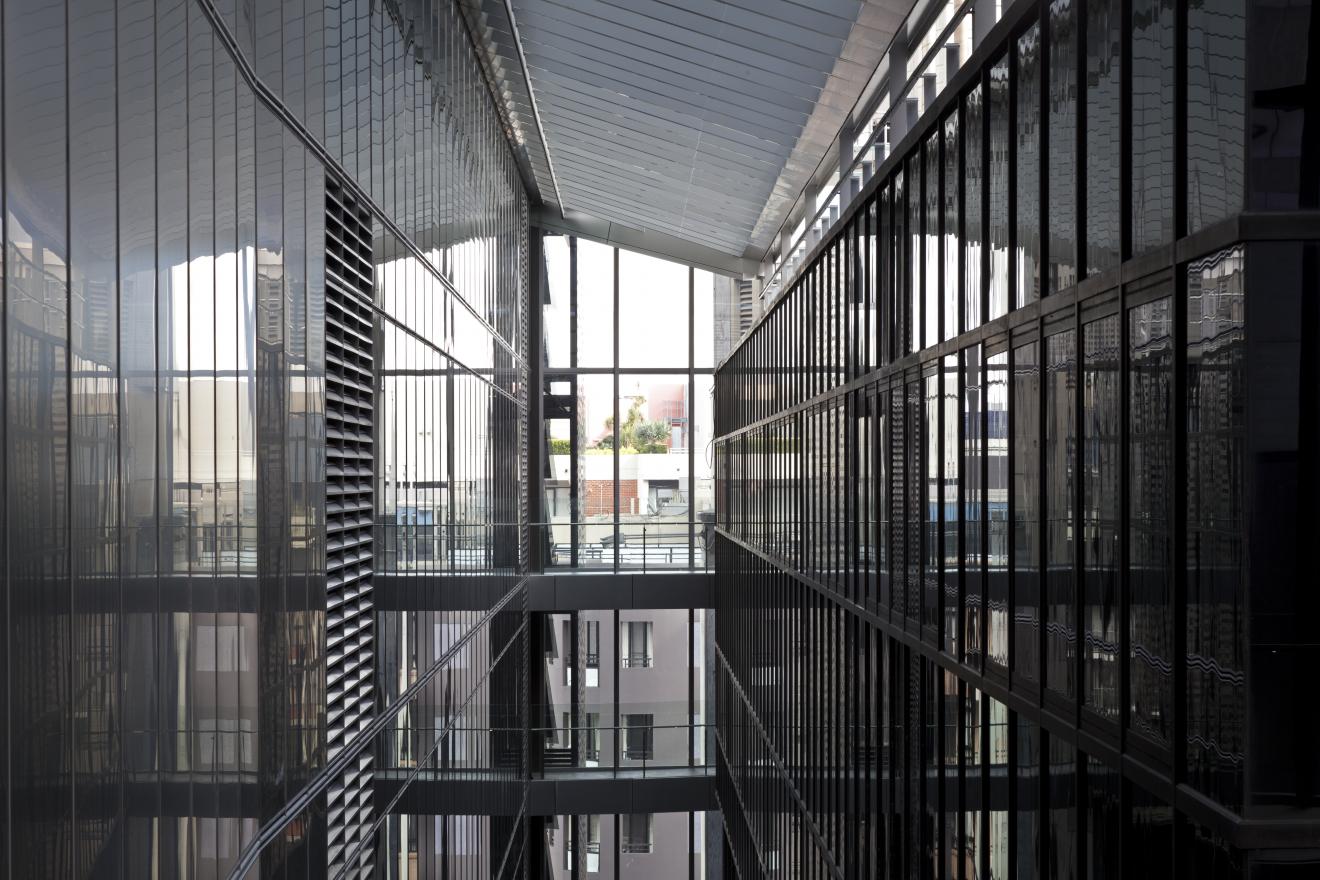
<box><xmin>324</xmin><ymin>178</ymin><xmax>377</xmax><ymax>879</ymax></box>
<box><xmin>469</xmin><ymin>0</ymin><xmax>910</xmax><ymax>262</ymax></box>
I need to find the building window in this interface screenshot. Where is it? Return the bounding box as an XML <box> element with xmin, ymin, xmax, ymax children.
<box><xmin>621</xmin><ymin>620</ymin><xmax>653</xmax><ymax>668</ymax></box>
<box><xmin>623</xmin><ymin>714</ymin><xmax>655</xmax><ymax>760</ymax></box>
<box><xmin>564</xmin><ymin>817</ymin><xmax>601</xmax><ymax>870</ymax></box>
<box><xmin>622</xmin><ymin>813</ymin><xmax>654</xmax><ymax>854</ymax></box>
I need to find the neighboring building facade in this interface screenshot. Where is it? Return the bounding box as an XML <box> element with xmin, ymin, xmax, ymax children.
<box><xmin>0</xmin><ymin>0</ymin><xmax>528</xmax><ymax>876</ymax></box>
<box><xmin>714</xmin><ymin>0</ymin><xmax>1320</xmax><ymax>877</ymax></box>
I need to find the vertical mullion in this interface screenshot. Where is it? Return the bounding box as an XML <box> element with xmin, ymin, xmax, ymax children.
<box><xmin>569</xmin><ymin>237</ymin><xmax>579</xmax><ymax>567</ymax></box>
<box><xmin>612</xmin><ymin>247</ymin><xmax>619</xmax><ymax>569</ymax></box>
<box><xmin>689</xmin><ymin>267</ymin><xmax>696</xmax><ymax>569</ymax></box>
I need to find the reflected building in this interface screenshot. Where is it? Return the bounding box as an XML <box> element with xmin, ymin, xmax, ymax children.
<box><xmin>2</xmin><ymin>0</ymin><xmax>527</xmax><ymax>876</ymax></box>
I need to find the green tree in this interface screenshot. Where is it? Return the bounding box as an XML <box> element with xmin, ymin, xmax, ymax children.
<box><xmin>596</xmin><ymin>396</ymin><xmax>669</xmax><ymax>453</ymax></box>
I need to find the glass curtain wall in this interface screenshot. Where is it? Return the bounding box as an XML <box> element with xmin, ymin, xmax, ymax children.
<box><xmin>539</xmin><ymin>235</ymin><xmax>717</xmax><ymax>570</ymax></box>
<box><xmin>537</xmin><ymin>609</ymin><xmax>710</xmax><ymax>773</ymax></box>
<box><xmin>713</xmin><ymin>1</ymin><xmax>1318</xmax><ymax>876</ymax></box>
<box><xmin>0</xmin><ymin>0</ymin><xmax>529</xmax><ymax>876</ymax></box>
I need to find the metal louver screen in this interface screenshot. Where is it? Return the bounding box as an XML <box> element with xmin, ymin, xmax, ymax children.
<box><xmin>324</xmin><ymin>177</ymin><xmax>376</xmax><ymax>877</ymax></box>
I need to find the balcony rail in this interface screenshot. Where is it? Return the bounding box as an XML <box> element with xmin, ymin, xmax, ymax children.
<box><xmin>532</xmin><ymin>520</ymin><xmax>713</xmax><ymax>573</ymax></box>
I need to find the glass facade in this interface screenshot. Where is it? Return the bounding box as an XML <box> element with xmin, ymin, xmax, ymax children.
<box><xmin>537</xmin><ymin>237</ymin><xmax>716</xmax><ymax>571</ymax></box>
<box><xmin>713</xmin><ymin>2</ymin><xmax>1318</xmax><ymax>876</ymax></box>
<box><xmin>2</xmin><ymin>0</ymin><xmax>528</xmax><ymax>876</ymax></box>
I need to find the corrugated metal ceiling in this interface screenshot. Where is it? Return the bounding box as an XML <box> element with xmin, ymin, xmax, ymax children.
<box><xmin>464</xmin><ymin>0</ymin><xmax>911</xmax><ymax>264</ymax></box>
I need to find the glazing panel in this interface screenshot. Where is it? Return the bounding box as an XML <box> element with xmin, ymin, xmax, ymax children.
<box><xmin>926</xmin><ymin>134</ymin><xmax>941</xmax><ymax>349</ymax></box>
<box><xmin>909</xmin><ymin>155</ymin><xmax>923</xmax><ymax>353</ymax></box>
<box><xmin>6</xmin><ymin>0</ymin><xmax>71</xmax><ymax>869</ymax></box>
<box><xmin>1045</xmin><ymin>330</ymin><xmax>1076</xmax><ymax>700</ymax></box>
<box><xmin>543</xmin><ymin>234</ymin><xmax>571</xmax><ymax>368</ymax></box>
<box><xmin>577</xmin><ymin>239</ymin><xmax>614</xmax><ymax>368</ymax></box>
<box><xmin>943</xmin><ymin>112</ymin><xmax>959</xmax><ymax>342</ymax></box>
<box><xmin>924</xmin><ymin>368</ymin><xmax>941</xmax><ymax>634</ymax></box>
<box><xmin>1248</xmin><ymin>2</ymin><xmax>1320</xmax><ymax>210</ymax></box>
<box><xmin>1014</xmin><ymin>715</ymin><xmax>1040</xmax><ymax>880</ymax></box>
<box><xmin>1082</xmin><ymin>315</ymin><xmax>1120</xmax><ymax>721</ymax></box>
<box><xmin>1131</xmin><ymin>0</ymin><xmax>1174</xmax><ymax>253</ymax></box>
<box><xmin>960</xmin><ymin>349</ymin><xmax>980</xmax><ymax>664</ymax></box>
<box><xmin>1186</xmin><ymin>246</ymin><xmax>1246</xmax><ymax>810</ymax></box>
<box><xmin>1129</xmin><ymin>296</ymin><xmax>1174</xmax><ymax>744</ymax></box>
<box><xmin>1047</xmin><ymin>736</ymin><xmax>1076</xmax><ymax>880</ymax></box>
<box><xmin>694</xmin><ymin>269</ymin><xmax>716</xmax><ymax>369</ymax></box>
<box><xmin>1016</xmin><ymin>24</ymin><xmax>1041</xmax><ymax>308</ymax></box>
<box><xmin>69</xmin><ymin>0</ymin><xmax>122</xmax><ymax>866</ymax></box>
<box><xmin>615</xmin><ymin>374</ymin><xmax>698</xmax><ymax>569</ymax></box>
<box><xmin>1012</xmin><ymin>342</ymin><xmax>1041</xmax><ymax>684</ymax></box>
<box><xmin>963</xmin><ymin>84</ymin><xmax>984</xmax><ymax>333</ymax></box>
<box><xmin>988</xmin><ymin>699</ymin><xmax>1009</xmax><ymax>879</ymax></box>
<box><xmin>893</xmin><ymin>170</ymin><xmax>908</xmax><ymax>357</ymax></box>
<box><xmin>988</xmin><ymin>56</ymin><xmax>1010</xmax><ymax>318</ymax></box>
<box><xmin>1127</xmin><ymin>784</ymin><xmax>1174</xmax><ymax>879</ymax></box>
<box><xmin>986</xmin><ymin>351</ymin><xmax>1009</xmax><ymax>670</ymax></box>
<box><xmin>965</xmin><ymin>687</ymin><xmax>985</xmax><ymax>878</ymax></box>
<box><xmin>907</xmin><ymin>379</ymin><xmax>923</xmax><ymax>624</ymax></box>
<box><xmin>1187</xmin><ymin>0</ymin><xmax>1245</xmax><ymax>232</ymax></box>
<box><xmin>1086</xmin><ymin>757</ymin><xmax>1121</xmax><ymax>880</ymax></box>
<box><xmin>1085</xmin><ymin>0</ymin><xmax>1121</xmax><ymax>273</ymax></box>
<box><xmin>618</xmin><ymin>250</ymin><xmax>690</xmax><ymax>369</ymax></box>
<box><xmin>1047</xmin><ymin>0</ymin><xmax>1077</xmax><ymax>293</ymax></box>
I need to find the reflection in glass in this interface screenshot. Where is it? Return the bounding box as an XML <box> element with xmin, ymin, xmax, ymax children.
<box><xmin>926</xmin><ymin>133</ymin><xmax>941</xmax><ymax>348</ymax></box>
<box><xmin>964</xmin><ymin>84</ymin><xmax>984</xmax><ymax>333</ymax></box>
<box><xmin>964</xmin><ymin>687</ymin><xmax>984</xmax><ymax>878</ymax></box>
<box><xmin>960</xmin><ymin>349</ymin><xmax>980</xmax><ymax>663</ymax></box>
<box><xmin>1187</xmin><ymin>0</ymin><xmax>1245</xmax><ymax>232</ymax></box>
<box><xmin>1129</xmin><ymin>296</ymin><xmax>1174</xmax><ymax>744</ymax></box>
<box><xmin>1048</xmin><ymin>0</ymin><xmax>1078</xmax><ymax>293</ymax></box>
<box><xmin>1185</xmin><ymin>246</ymin><xmax>1246</xmax><ymax>809</ymax></box>
<box><xmin>1128</xmin><ymin>785</ymin><xmax>1175</xmax><ymax>879</ymax></box>
<box><xmin>988</xmin><ymin>699</ymin><xmax>1009</xmax><ymax>879</ymax></box>
<box><xmin>943</xmin><ymin>112</ymin><xmax>960</xmax><ymax>342</ymax></box>
<box><xmin>1048</xmin><ymin>736</ymin><xmax>1077</xmax><ymax>880</ymax></box>
<box><xmin>986</xmin><ymin>351</ymin><xmax>1009</xmax><ymax>670</ymax></box>
<box><xmin>1086</xmin><ymin>756</ymin><xmax>1121</xmax><ymax>879</ymax></box>
<box><xmin>1132</xmin><ymin>0</ymin><xmax>1175</xmax><ymax>253</ymax></box>
<box><xmin>1082</xmin><ymin>315</ymin><xmax>1120</xmax><ymax>721</ymax></box>
<box><xmin>894</xmin><ymin>171</ymin><xmax>908</xmax><ymax>356</ymax></box>
<box><xmin>1085</xmin><ymin>0</ymin><xmax>1121</xmax><ymax>273</ymax></box>
<box><xmin>1015</xmin><ymin>716</ymin><xmax>1041</xmax><ymax>880</ymax></box>
<box><xmin>1045</xmin><ymin>330</ymin><xmax>1076</xmax><ymax>700</ymax></box>
<box><xmin>1012</xmin><ymin>342</ymin><xmax>1041</xmax><ymax>684</ymax></box>
<box><xmin>988</xmin><ymin>56</ymin><xmax>1010</xmax><ymax>318</ymax></box>
<box><xmin>1016</xmin><ymin>24</ymin><xmax>1041</xmax><ymax>308</ymax></box>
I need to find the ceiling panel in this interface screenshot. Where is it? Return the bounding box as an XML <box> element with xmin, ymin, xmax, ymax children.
<box><xmin>465</xmin><ymin>0</ymin><xmax>913</xmax><ymax>263</ymax></box>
